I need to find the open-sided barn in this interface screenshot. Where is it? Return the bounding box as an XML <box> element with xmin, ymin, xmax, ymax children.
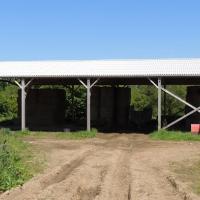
<box><xmin>0</xmin><ymin>59</ymin><xmax>200</xmax><ymax>131</ymax></box>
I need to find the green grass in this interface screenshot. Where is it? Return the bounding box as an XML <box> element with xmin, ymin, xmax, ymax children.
<box><xmin>0</xmin><ymin>128</ymin><xmax>96</xmax><ymax>191</ymax></box>
<box><xmin>15</xmin><ymin>129</ymin><xmax>97</xmax><ymax>140</ymax></box>
<box><xmin>150</xmin><ymin>129</ymin><xmax>200</xmax><ymax>141</ymax></box>
<box><xmin>55</xmin><ymin>130</ymin><xmax>97</xmax><ymax>139</ymax></box>
<box><xmin>0</xmin><ymin>130</ymin><xmax>45</xmax><ymax>192</ymax></box>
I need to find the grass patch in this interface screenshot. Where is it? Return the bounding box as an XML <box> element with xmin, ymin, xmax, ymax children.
<box><xmin>0</xmin><ymin>128</ymin><xmax>96</xmax><ymax>191</ymax></box>
<box><xmin>0</xmin><ymin>130</ymin><xmax>45</xmax><ymax>192</ymax></box>
<box><xmin>55</xmin><ymin>129</ymin><xmax>97</xmax><ymax>139</ymax></box>
<box><xmin>150</xmin><ymin>129</ymin><xmax>200</xmax><ymax>141</ymax></box>
<box><xmin>15</xmin><ymin>129</ymin><xmax>97</xmax><ymax>140</ymax></box>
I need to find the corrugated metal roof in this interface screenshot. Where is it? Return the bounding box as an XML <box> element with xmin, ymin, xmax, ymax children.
<box><xmin>0</xmin><ymin>59</ymin><xmax>199</xmax><ymax>78</ymax></box>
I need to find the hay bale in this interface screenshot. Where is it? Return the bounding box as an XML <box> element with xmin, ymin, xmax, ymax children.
<box><xmin>91</xmin><ymin>87</ymin><xmax>101</xmax><ymax>125</ymax></box>
<box><xmin>18</xmin><ymin>89</ymin><xmax>65</xmax><ymax>129</ymax></box>
<box><xmin>130</xmin><ymin>106</ymin><xmax>152</xmax><ymax>126</ymax></box>
<box><xmin>115</xmin><ymin>87</ymin><xmax>131</xmax><ymax>127</ymax></box>
<box><xmin>99</xmin><ymin>87</ymin><xmax>115</xmax><ymax>127</ymax></box>
<box><xmin>185</xmin><ymin>86</ymin><xmax>200</xmax><ymax>130</ymax></box>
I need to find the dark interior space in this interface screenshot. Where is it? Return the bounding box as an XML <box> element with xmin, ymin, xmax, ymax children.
<box><xmin>0</xmin><ymin>76</ymin><xmax>199</xmax><ymax>133</ymax></box>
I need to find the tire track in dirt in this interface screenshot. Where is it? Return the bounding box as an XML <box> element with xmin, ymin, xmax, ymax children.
<box><xmin>95</xmin><ymin>135</ymin><xmax>134</xmax><ymax>200</ymax></box>
<box><xmin>75</xmin><ymin>167</ymin><xmax>108</xmax><ymax>200</ymax></box>
<box><xmin>34</xmin><ymin>137</ymin><xmax>117</xmax><ymax>200</ymax></box>
<box><xmin>38</xmin><ymin>135</ymin><xmax>137</xmax><ymax>200</ymax></box>
<box><xmin>37</xmin><ymin>150</ymin><xmax>112</xmax><ymax>200</ymax></box>
<box><xmin>41</xmin><ymin>135</ymin><xmax>132</xmax><ymax>200</ymax></box>
<box><xmin>40</xmin><ymin>150</ymin><xmax>92</xmax><ymax>189</ymax></box>
<box><xmin>129</xmin><ymin>147</ymin><xmax>184</xmax><ymax>200</ymax></box>
<box><xmin>0</xmin><ymin>146</ymin><xmax>96</xmax><ymax>200</ymax></box>
<box><xmin>2</xmin><ymin>134</ymin><xmax>200</xmax><ymax>200</ymax></box>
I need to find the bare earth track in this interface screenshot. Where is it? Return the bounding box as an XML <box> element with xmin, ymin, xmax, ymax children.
<box><xmin>1</xmin><ymin>133</ymin><xmax>200</xmax><ymax>200</ymax></box>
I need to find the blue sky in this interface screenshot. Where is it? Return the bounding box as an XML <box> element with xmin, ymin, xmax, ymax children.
<box><xmin>0</xmin><ymin>0</ymin><xmax>200</xmax><ymax>60</ymax></box>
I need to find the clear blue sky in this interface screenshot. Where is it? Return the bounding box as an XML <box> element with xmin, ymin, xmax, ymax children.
<box><xmin>0</xmin><ymin>0</ymin><xmax>200</xmax><ymax>60</ymax></box>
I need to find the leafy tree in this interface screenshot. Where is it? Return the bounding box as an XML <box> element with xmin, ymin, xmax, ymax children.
<box><xmin>131</xmin><ymin>85</ymin><xmax>187</xmax><ymax>118</ymax></box>
<box><xmin>0</xmin><ymin>84</ymin><xmax>18</xmax><ymax>121</ymax></box>
<box><xmin>65</xmin><ymin>85</ymin><xmax>86</xmax><ymax>121</ymax></box>
<box><xmin>163</xmin><ymin>85</ymin><xmax>186</xmax><ymax>116</ymax></box>
<box><xmin>131</xmin><ymin>85</ymin><xmax>157</xmax><ymax>117</ymax></box>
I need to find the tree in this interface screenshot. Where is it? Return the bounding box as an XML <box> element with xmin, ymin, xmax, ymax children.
<box><xmin>131</xmin><ymin>85</ymin><xmax>187</xmax><ymax>118</ymax></box>
<box><xmin>0</xmin><ymin>84</ymin><xmax>18</xmax><ymax>121</ymax></box>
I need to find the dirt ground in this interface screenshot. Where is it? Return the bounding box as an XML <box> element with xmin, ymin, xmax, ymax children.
<box><xmin>1</xmin><ymin>133</ymin><xmax>200</xmax><ymax>200</ymax></box>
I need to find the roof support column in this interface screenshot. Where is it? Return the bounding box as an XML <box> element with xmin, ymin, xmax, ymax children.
<box><xmin>158</xmin><ymin>78</ymin><xmax>162</xmax><ymax>130</ymax></box>
<box><xmin>78</xmin><ymin>78</ymin><xmax>99</xmax><ymax>131</ymax></box>
<box><xmin>163</xmin><ymin>85</ymin><xmax>167</xmax><ymax>126</ymax></box>
<box><xmin>14</xmin><ymin>78</ymin><xmax>33</xmax><ymax>131</ymax></box>
<box><xmin>87</xmin><ymin>79</ymin><xmax>91</xmax><ymax>131</ymax></box>
<box><xmin>21</xmin><ymin>79</ymin><xmax>26</xmax><ymax>131</ymax></box>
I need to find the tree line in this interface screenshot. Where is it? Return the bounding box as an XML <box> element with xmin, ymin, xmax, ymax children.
<box><xmin>0</xmin><ymin>83</ymin><xmax>186</xmax><ymax>122</ymax></box>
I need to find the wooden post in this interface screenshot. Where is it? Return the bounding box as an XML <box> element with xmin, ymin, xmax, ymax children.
<box><xmin>158</xmin><ymin>78</ymin><xmax>162</xmax><ymax>130</ymax></box>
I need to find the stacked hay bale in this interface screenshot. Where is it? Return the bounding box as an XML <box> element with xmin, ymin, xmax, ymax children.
<box><xmin>18</xmin><ymin>89</ymin><xmax>65</xmax><ymax>129</ymax></box>
<box><xmin>99</xmin><ymin>87</ymin><xmax>115</xmax><ymax>128</ymax></box>
<box><xmin>115</xmin><ymin>87</ymin><xmax>131</xmax><ymax>128</ymax></box>
<box><xmin>91</xmin><ymin>86</ymin><xmax>131</xmax><ymax>129</ymax></box>
<box><xmin>129</xmin><ymin>106</ymin><xmax>152</xmax><ymax>129</ymax></box>
<box><xmin>185</xmin><ymin>86</ymin><xmax>200</xmax><ymax>130</ymax></box>
<box><xmin>91</xmin><ymin>87</ymin><xmax>101</xmax><ymax>126</ymax></box>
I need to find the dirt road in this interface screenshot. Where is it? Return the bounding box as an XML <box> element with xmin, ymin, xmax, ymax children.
<box><xmin>1</xmin><ymin>133</ymin><xmax>200</xmax><ymax>200</ymax></box>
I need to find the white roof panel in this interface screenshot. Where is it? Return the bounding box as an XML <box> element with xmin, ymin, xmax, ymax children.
<box><xmin>0</xmin><ymin>59</ymin><xmax>199</xmax><ymax>78</ymax></box>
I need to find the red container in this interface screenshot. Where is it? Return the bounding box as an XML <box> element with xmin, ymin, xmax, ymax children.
<box><xmin>191</xmin><ymin>124</ymin><xmax>200</xmax><ymax>134</ymax></box>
